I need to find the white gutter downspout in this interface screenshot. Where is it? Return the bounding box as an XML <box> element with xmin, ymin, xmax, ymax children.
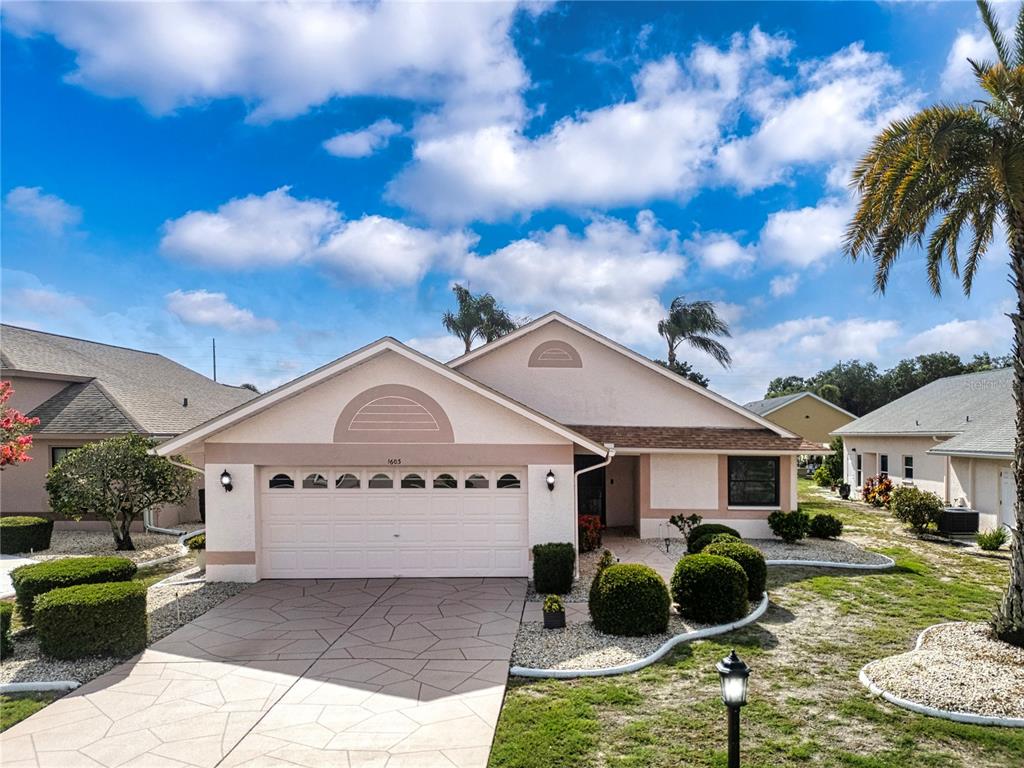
<box><xmin>573</xmin><ymin>443</ymin><xmax>616</xmax><ymax>578</ymax></box>
<box><xmin>144</xmin><ymin>459</ymin><xmax>204</xmax><ymax>537</ymax></box>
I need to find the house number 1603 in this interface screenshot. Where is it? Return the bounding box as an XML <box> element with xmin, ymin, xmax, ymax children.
<box><xmin>387</xmin><ymin>458</ymin><xmax>402</xmax><ymax>465</ymax></box>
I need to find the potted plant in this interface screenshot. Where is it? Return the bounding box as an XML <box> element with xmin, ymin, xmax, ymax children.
<box><xmin>839</xmin><ymin>483</ymin><xmax>851</xmax><ymax>500</ymax></box>
<box><xmin>187</xmin><ymin>533</ymin><xmax>206</xmax><ymax>571</ymax></box>
<box><xmin>542</xmin><ymin>594</ymin><xmax>565</xmax><ymax>629</ymax></box>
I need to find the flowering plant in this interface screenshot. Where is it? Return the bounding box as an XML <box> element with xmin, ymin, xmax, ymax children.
<box><xmin>0</xmin><ymin>381</ymin><xmax>39</xmax><ymax>469</ymax></box>
<box><xmin>578</xmin><ymin>514</ymin><xmax>602</xmax><ymax>552</ymax></box>
<box><xmin>862</xmin><ymin>474</ymin><xmax>894</xmax><ymax>507</ymax></box>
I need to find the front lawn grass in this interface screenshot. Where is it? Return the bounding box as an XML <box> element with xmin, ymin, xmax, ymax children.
<box><xmin>0</xmin><ymin>692</ymin><xmax>60</xmax><ymax>732</ymax></box>
<box><xmin>490</xmin><ymin>480</ymin><xmax>1023</xmax><ymax>768</ymax></box>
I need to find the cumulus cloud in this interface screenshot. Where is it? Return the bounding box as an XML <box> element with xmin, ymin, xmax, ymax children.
<box><xmin>769</xmin><ymin>274</ymin><xmax>799</xmax><ymax>298</ymax></box>
<box><xmin>166</xmin><ymin>289</ymin><xmax>277</xmax><ymax>332</ymax></box>
<box><xmin>4</xmin><ymin>186</ymin><xmax>82</xmax><ymax>233</ymax></box>
<box><xmin>323</xmin><ymin>119</ymin><xmax>402</xmax><ymax>158</ymax></box>
<box><xmin>758</xmin><ymin>198</ymin><xmax>853</xmax><ymax>267</ymax></box>
<box><xmin>685</xmin><ymin>232</ymin><xmax>756</xmax><ymax>271</ymax></box>
<box><xmin>903</xmin><ymin>309</ymin><xmax>1012</xmax><ymax>357</ymax></box>
<box><xmin>405</xmin><ymin>334</ymin><xmax>467</xmax><ymax>362</ymax></box>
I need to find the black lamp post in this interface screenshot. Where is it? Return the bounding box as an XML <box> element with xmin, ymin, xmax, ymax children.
<box><xmin>716</xmin><ymin>649</ymin><xmax>750</xmax><ymax>768</ymax></box>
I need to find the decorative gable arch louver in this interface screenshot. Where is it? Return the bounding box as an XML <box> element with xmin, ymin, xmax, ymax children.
<box><xmin>333</xmin><ymin>384</ymin><xmax>454</xmax><ymax>443</ymax></box>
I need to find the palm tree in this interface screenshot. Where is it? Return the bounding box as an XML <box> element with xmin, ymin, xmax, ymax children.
<box><xmin>844</xmin><ymin>0</ymin><xmax>1024</xmax><ymax>646</ymax></box>
<box><xmin>442</xmin><ymin>283</ymin><xmax>521</xmax><ymax>354</ymax></box>
<box><xmin>657</xmin><ymin>296</ymin><xmax>732</xmax><ymax>369</ymax></box>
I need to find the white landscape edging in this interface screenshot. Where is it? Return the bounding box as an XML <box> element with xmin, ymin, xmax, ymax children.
<box><xmin>134</xmin><ymin>546</ymin><xmax>189</xmax><ymax>570</ymax></box>
<box><xmin>0</xmin><ymin>681</ymin><xmax>80</xmax><ymax>694</ymax></box>
<box><xmin>764</xmin><ymin>553</ymin><xmax>895</xmax><ymax>570</ymax></box>
<box><xmin>510</xmin><ymin>592</ymin><xmax>769</xmax><ymax>679</ymax></box>
<box><xmin>859</xmin><ymin>622</ymin><xmax>1024</xmax><ymax>728</ymax></box>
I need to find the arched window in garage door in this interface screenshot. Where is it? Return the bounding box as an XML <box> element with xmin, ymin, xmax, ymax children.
<box><xmin>433</xmin><ymin>472</ymin><xmax>457</xmax><ymax>489</ymax></box>
<box><xmin>465</xmin><ymin>473</ymin><xmax>489</xmax><ymax>489</ymax></box>
<box><xmin>401</xmin><ymin>473</ymin><xmax>426</xmax><ymax>489</ymax></box>
<box><xmin>335</xmin><ymin>472</ymin><xmax>360</xmax><ymax>489</ymax></box>
<box><xmin>497</xmin><ymin>472</ymin><xmax>521</xmax><ymax>489</ymax></box>
<box><xmin>268</xmin><ymin>473</ymin><xmax>294</xmax><ymax>489</ymax></box>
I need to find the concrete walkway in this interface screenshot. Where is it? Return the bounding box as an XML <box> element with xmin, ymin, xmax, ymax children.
<box><xmin>0</xmin><ymin>554</ymin><xmax>38</xmax><ymax>598</ymax></box>
<box><xmin>0</xmin><ymin>577</ymin><xmax>526</xmax><ymax>768</ymax></box>
<box><xmin>600</xmin><ymin>530</ymin><xmax>678</xmax><ymax>582</ymax></box>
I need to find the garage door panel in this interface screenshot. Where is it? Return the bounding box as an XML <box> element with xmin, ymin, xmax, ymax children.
<box><xmin>494</xmin><ymin>521</ymin><xmax>526</xmax><ymax>543</ymax></box>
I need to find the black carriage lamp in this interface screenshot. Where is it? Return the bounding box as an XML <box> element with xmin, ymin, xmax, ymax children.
<box><xmin>546</xmin><ymin>469</ymin><xmax>555</xmax><ymax>491</ymax></box>
<box><xmin>716</xmin><ymin>649</ymin><xmax>751</xmax><ymax>768</ymax></box>
<box><xmin>220</xmin><ymin>469</ymin><xmax>233</xmax><ymax>492</ymax></box>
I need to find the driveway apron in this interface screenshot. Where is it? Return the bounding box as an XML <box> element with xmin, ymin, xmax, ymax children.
<box><xmin>0</xmin><ymin>577</ymin><xmax>526</xmax><ymax>768</ymax></box>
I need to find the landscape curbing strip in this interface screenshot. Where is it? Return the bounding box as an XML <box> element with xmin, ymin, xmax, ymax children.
<box><xmin>858</xmin><ymin>621</ymin><xmax>1024</xmax><ymax>728</ymax></box>
<box><xmin>0</xmin><ymin>681</ymin><xmax>80</xmax><ymax>694</ymax></box>
<box><xmin>510</xmin><ymin>592</ymin><xmax>769</xmax><ymax>679</ymax></box>
<box><xmin>134</xmin><ymin>546</ymin><xmax>189</xmax><ymax>570</ymax></box>
<box><xmin>763</xmin><ymin>552</ymin><xmax>895</xmax><ymax>570</ymax></box>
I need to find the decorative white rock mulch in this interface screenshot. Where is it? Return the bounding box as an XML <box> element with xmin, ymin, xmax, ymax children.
<box><xmin>651</xmin><ymin>537</ymin><xmax>893</xmax><ymax>567</ymax></box>
<box><xmin>860</xmin><ymin>622</ymin><xmax>1024</xmax><ymax>726</ymax></box>
<box><xmin>13</xmin><ymin>529</ymin><xmax>199</xmax><ymax>564</ymax></box>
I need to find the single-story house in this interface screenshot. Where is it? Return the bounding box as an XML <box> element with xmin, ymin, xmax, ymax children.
<box><xmin>744</xmin><ymin>391</ymin><xmax>856</xmax><ymax>446</ymax></box>
<box><xmin>0</xmin><ymin>324</ymin><xmax>257</xmax><ymax>528</ymax></box>
<box><xmin>833</xmin><ymin>368</ymin><xmax>1017</xmax><ymax>533</ymax></box>
<box><xmin>155</xmin><ymin>313</ymin><xmax>822</xmax><ymax>582</ymax></box>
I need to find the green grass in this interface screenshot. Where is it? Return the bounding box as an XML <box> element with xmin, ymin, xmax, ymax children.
<box><xmin>490</xmin><ymin>480</ymin><xmax>1023</xmax><ymax>768</ymax></box>
<box><xmin>0</xmin><ymin>692</ymin><xmax>60</xmax><ymax>732</ymax></box>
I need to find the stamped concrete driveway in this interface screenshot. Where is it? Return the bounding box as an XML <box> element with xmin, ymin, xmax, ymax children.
<box><xmin>0</xmin><ymin>577</ymin><xmax>526</xmax><ymax>768</ymax></box>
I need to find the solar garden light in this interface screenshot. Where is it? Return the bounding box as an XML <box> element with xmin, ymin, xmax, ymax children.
<box><xmin>716</xmin><ymin>649</ymin><xmax>750</xmax><ymax>768</ymax></box>
<box><xmin>220</xmin><ymin>469</ymin><xmax>233</xmax><ymax>492</ymax></box>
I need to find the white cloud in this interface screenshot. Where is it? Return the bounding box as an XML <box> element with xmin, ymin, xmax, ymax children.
<box><xmin>323</xmin><ymin>119</ymin><xmax>402</xmax><ymax>158</ymax></box>
<box><xmin>940</xmin><ymin>29</ymin><xmax>995</xmax><ymax>94</ymax></box>
<box><xmin>758</xmin><ymin>198</ymin><xmax>853</xmax><ymax>267</ymax></box>
<box><xmin>166</xmin><ymin>289</ymin><xmax>277</xmax><ymax>332</ymax></box>
<box><xmin>405</xmin><ymin>334</ymin><xmax>467</xmax><ymax>362</ymax></box>
<box><xmin>685</xmin><ymin>232</ymin><xmax>756</xmax><ymax>270</ymax></box>
<box><xmin>4</xmin><ymin>186</ymin><xmax>82</xmax><ymax>233</ymax></box>
<box><xmin>3</xmin><ymin>2</ymin><xmax>529</xmax><ymax>125</ymax></box>
<box><xmin>769</xmin><ymin>274</ymin><xmax>799</xmax><ymax>298</ymax></box>
<box><xmin>903</xmin><ymin>310</ymin><xmax>1012</xmax><ymax>357</ymax></box>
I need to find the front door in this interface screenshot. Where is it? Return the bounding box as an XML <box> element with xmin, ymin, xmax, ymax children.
<box><xmin>575</xmin><ymin>454</ymin><xmax>606</xmax><ymax>523</ymax></box>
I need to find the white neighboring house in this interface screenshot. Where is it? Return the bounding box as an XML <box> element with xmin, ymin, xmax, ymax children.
<box><xmin>832</xmin><ymin>368</ymin><xmax>1017</xmax><ymax>533</ymax></box>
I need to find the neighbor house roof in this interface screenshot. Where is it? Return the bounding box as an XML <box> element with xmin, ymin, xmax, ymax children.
<box><xmin>833</xmin><ymin>368</ymin><xmax>1012</xmax><ymax>458</ymax></box>
<box><xmin>744</xmin><ymin>391</ymin><xmax>856</xmax><ymax>419</ymax></box>
<box><xmin>568</xmin><ymin>425</ymin><xmax>826</xmax><ymax>454</ymax></box>
<box><xmin>2</xmin><ymin>324</ymin><xmax>257</xmax><ymax>436</ymax></box>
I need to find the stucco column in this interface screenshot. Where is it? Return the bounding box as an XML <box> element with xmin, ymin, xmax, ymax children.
<box><xmin>527</xmin><ymin>464</ymin><xmax>574</xmax><ymax>549</ymax></box>
<box><xmin>204</xmin><ymin>463</ymin><xmax>258</xmax><ymax>582</ymax></box>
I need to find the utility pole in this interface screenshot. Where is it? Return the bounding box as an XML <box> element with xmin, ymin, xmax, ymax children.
<box><xmin>212</xmin><ymin>338</ymin><xmax>217</xmax><ymax>382</ymax></box>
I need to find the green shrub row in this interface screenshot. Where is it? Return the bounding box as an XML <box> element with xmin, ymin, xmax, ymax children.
<box><xmin>35</xmin><ymin>581</ymin><xmax>147</xmax><ymax>660</ymax></box>
<box><xmin>590</xmin><ymin>563</ymin><xmax>670</xmax><ymax>636</ymax></box>
<box><xmin>767</xmin><ymin>509</ymin><xmax>810</xmax><ymax>543</ymax></box>
<box><xmin>0</xmin><ymin>516</ymin><xmax>54</xmax><ymax>555</ymax></box>
<box><xmin>671</xmin><ymin>554</ymin><xmax>749</xmax><ymax>624</ymax></box>
<box><xmin>808</xmin><ymin>513</ymin><xmax>843</xmax><ymax>539</ymax></box>
<box><xmin>532</xmin><ymin>543</ymin><xmax>575</xmax><ymax>594</ymax></box>
<box><xmin>686</xmin><ymin>523</ymin><xmax>740</xmax><ymax>550</ymax></box>
<box><xmin>0</xmin><ymin>602</ymin><xmax>13</xmax><ymax>660</ymax></box>
<box><xmin>11</xmin><ymin>556</ymin><xmax>137</xmax><ymax>624</ymax></box>
<box><xmin>689</xmin><ymin>532</ymin><xmax>740</xmax><ymax>554</ymax></box>
<box><xmin>702</xmin><ymin>540</ymin><xmax>767</xmax><ymax>601</ymax></box>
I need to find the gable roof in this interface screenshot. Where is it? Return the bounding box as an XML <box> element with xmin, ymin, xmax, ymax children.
<box><xmin>448</xmin><ymin>311</ymin><xmax>796</xmax><ymax>437</ymax></box>
<box><xmin>833</xmin><ymin>368</ymin><xmax>1012</xmax><ymax>458</ymax></box>
<box><xmin>744</xmin><ymin>391</ymin><xmax>857</xmax><ymax>420</ymax></box>
<box><xmin>154</xmin><ymin>336</ymin><xmax>610</xmax><ymax>457</ymax></box>
<box><xmin>1</xmin><ymin>324</ymin><xmax>257</xmax><ymax>435</ymax></box>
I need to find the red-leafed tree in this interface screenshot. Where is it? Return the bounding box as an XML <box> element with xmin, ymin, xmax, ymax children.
<box><xmin>0</xmin><ymin>381</ymin><xmax>39</xmax><ymax>468</ymax></box>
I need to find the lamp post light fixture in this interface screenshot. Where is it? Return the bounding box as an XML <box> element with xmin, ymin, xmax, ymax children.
<box><xmin>220</xmin><ymin>469</ymin><xmax>233</xmax><ymax>492</ymax></box>
<box><xmin>716</xmin><ymin>649</ymin><xmax>750</xmax><ymax>768</ymax></box>
<box><xmin>545</xmin><ymin>469</ymin><xmax>556</xmax><ymax>491</ymax></box>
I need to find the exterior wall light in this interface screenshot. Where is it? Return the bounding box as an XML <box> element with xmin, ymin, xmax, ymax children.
<box><xmin>717</xmin><ymin>649</ymin><xmax>750</xmax><ymax>767</ymax></box>
<box><xmin>220</xmin><ymin>469</ymin><xmax>233</xmax><ymax>492</ymax></box>
<box><xmin>545</xmin><ymin>470</ymin><xmax>555</xmax><ymax>492</ymax></box>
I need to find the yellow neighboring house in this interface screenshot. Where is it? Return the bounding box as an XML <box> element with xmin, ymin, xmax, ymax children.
<box><xmin>744</xmin><ymin>391</ymin><xmax>856</xmax><ymax>446</ymax></box>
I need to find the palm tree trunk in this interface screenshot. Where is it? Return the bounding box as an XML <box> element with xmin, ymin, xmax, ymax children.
<box><xmin>994</xmin><ymin>210</ymin><xmax>1024</xmax><ymax>647</ymax></box>
<box><xmin>667</xmin><ymin>344</ymin><xmax>676</xmax><ymax>366</ymax></box>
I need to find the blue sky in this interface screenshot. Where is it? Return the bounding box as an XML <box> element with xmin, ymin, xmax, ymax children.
<box><xmin>1</xmin><ymin>1</ymin><xmax>1016</xmax><ymax>403</ymax></box>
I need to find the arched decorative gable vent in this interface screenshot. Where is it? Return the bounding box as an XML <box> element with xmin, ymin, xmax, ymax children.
<box><xmin>334</xmin><ymin>384</ymin><xmax>454</xmax><ymax>443</ymax></box>
<box><xmin>528</xmin><ymin>339</ymin><xmax>583</xmax><ymax>368</ymax></box>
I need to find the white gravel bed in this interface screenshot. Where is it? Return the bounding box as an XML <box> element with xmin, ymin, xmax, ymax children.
<box><xmin>14</xmin><ymin>530</ymin><xmax>186</xmax><ymax>564</ymax></box>
<box><xmin>0</xmin><ymin>576</ymin><xmax>247</xmax><ymax>686</ymax></box>
<box><xmin>648</xmin><ymin>537</ymin><xmax>890</xmax><ymax>565</ymax></box>
<box><xmin>512</xmin><ymin>602</ymin><xmax>757</xmax><ymax>671</ymax></box>
<box><xmin>862</xmin><ymin>622</ymin><xmax>1024</xmax><ymax>720</ymax></box>
<box><xmin>526</xmin><ymin>547</ymin><xmax>606</xmax><ymax>602</ymax></box>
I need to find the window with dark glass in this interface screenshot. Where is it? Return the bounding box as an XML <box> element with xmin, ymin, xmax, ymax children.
<box><xmin>302</xmin><ymin>472</ymin><xmax>328</xmax><ymax>489</ymax></box>
<box><xmin>465</xmin><ymin>473</ymin><xmax>489</xmax><ymax>489</ymax></box>
<box><xmin>433</xmin><ymin>472</ymin><xmax>457</xmax><ymax>489</ymax></box>
<box><xmin>368</xmin><ymin>472</ymin><xmax>393</xmax><ymax>489</ymax></box>
<box><xmin>50</xmin><ymin>446</ymin><xmax>77</xmax><ymax>467</ymax></box>
<box><xmin>335</xmin><ymin>473</ymin><xmax>360</xmax><ymax>489</ymax></box>
<box><xmin>401</xmin><ymin>473</ymin><xmax>426</xmax><ymax>489</ymax></box>
<box><xmin>727</xmin><ymin>457</ymin><xmax>779</xmax><ymax>507</ymax></box>
<box><xmin>269</xmin><ymin>473</ymin><xmax>295</xmax><ymax>489</ymax></box>
<box><xmin>496</xmin><ymin>473</ymin><xmax>521</xmax><ymax>489</ymax></box>
<box><xmin>879</xmin><ymin>454</ymin><xmax>889</xmax><ymax>476</ymax></box>
<box><xmin>903</xmin><ymin>455</ymin><xmax>914</xmax><ymax>480</ymax></box>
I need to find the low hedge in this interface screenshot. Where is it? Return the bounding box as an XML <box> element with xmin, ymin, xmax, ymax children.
<box><xmin>808</xmin><ymin>513</ymin><xmax>843</xmax><ymax>539</ymax></box>
<box><xmin>0</xmin><ymin>602</ymin><xmax>13</xmax><ymax>660</ymax></box>
<box><xmin>671</xmin><ymin>553</ymin><xmax>748</xmax><ymax>624</ymax></box>
<box><xmin>11</xmin><ymin>556</ymin><xmax>137</xmax><ymax>625</ymax></box>
<box><xmin>768</xmin><ymin>509</ymin><xmax>810</xmax><ymax>544</ymax></box>
<box><xmin>0</xmin><ymin>516</ymin><xmax>54</xmax><ymax>555</ymax></box>
<box><xmin>532</xmin><ymin>543</ymin><xmax>575</xmax><ymax>594</ymax></box>
<box><xmin>703</xmin><ymin>540</ymin><xmax>767</xmax><ymax>600</ymax></box>
<box><xmin>35</xmin><ymin>581</ymin><xmax>147</xmax><ymax>660</ymax></box>
<box><xmin>686</xmin><ymin>523</ymin><xmax>740</xmax><ymax>550</ymax></box>
<box><xmin>689</xmin><ymin>532</ymin><xmax>740</xmax><ymax>554</ymax></box>
<box><xmin>590</xmin><ymin>563</ymin><xmax>670</xmax><ymax>636</ymax></box>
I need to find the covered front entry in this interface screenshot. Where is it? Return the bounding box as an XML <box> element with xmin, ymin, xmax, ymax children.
<box><xmin>259</xmin><ymin>467</ymin><xmax>529</xmax><ymax>578</ymax></box>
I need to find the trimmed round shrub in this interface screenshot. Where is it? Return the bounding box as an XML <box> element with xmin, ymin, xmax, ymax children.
<box><xmin>808</xmin><ymin>514</ymin><xmax>843</xmax><ymax>539</ymax></box>
<box><xmin>587</xmin><ymin>549</ymin><xmax>617</xmax><ymax>615</ymax></box>
<box><xmin>685</xmin><ymin>523</ymin><xmax>740</xmax><ymax>550</ymax></box>
<box><xmin>0</xmin><ymin>516</ymin><xmax>54</xmax><ymax>555</ymax></box>
<box><xmin>11</xmin><ymin>556</ymin><xmax>137</xmax><ymax>625</ymax></box>
<box><xmin>703</xmin><ymin>541</ymin><xmax>767</xmax><ymax>600</ymax></box>
<box><xmin>590</xmin><ymin>563</ymin><xmax>670</xmax><ymax>636</ymax></box>
<box><xmin>532</xmin><ymin>543</ymin><xmax>575</xmax><ymax>594</ymax></box>
<box><xmin>888</xmin><ymin>486</ymin><xmax>944</xmax><ymax>533</ymax></box>
<box><xmin>186</xmin><ymin>533</ymin><xmax>206</xmax><ymax>551</ymax></box>
<box><xmin>0</xmin><ymin>602</ymin><xmax>13</xmax><ymax>660</ymax></box>
<box><xmin>689</xmin><ymin>532</ymin><xmax>740</xmax><ymax>554</ymax></box>
<box><xmin>35</xmin><ymin>581</ymin><xmax>147</xmax><ymax>660</ymax></box>
<box><xmin>671</xmin><ymin>554</ymin><xmax>748</xmax><ymax>624</ymax></box>
<box><xmin>768</xmin><ymin>509</ymin><xmax>810</xmax><ymax>544</ymax></box>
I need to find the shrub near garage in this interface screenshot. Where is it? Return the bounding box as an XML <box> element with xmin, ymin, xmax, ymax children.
<box><xmin>532</xmin><ymin>543</ymin><xmax>575</xmax><ymax>594</ymax></box>
<box><xmin>11</xmin><ymin>556</ymin><xmax>137</xmax><ymax>624</ymax></box>
<box><xmin>0</xmin><ymin>602</ymin><xmax>13</xmax><ymax>660</ymax></box>
<box><xmin>35</xmin><ymin>581</ymin><xmax>147</xmax><ymax>660</ymax></box>
<box><xmin>671</xmin><ymin>554</ymin><xmax>748</xmax><ymax>624</ymax></box>
<box><xmin>703</xmin><ymin>540</ymin><xmax>767</xmax><ymax>600</ymax></box>
<box><xmin>685</xmin><ymin>523</ymin><xmax>740</xmax><ymax>550</ymax></box>
<box><xmin>768</xmin><ymin>509</ymin><xmax>810</xmax><ymax>543</ymax></box>
<box><xmin>688</xmin><ymin>532</ymin><xmax>740</xmax><ymax>554</ymax></box>
<box><xmin>0</xmin><ymin>516</ymin><xmax>53</xmax><ymax>555</ymax></box>
<box><xmin>590</xmin><ymin>563</ymin><xmax>670</xmax><ymax>636</ymax></box>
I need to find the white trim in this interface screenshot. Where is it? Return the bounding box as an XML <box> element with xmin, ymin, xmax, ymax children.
<box><xmin>612</xmin><ymin>447</ymin><xmax>829</xmax><ymax>456</ymax></box>
<box><xmin>448</xmin><ymin>312</ymin><xmax>797</xmax><ymax>438</ymax></box>
<box><xmin>765</xmin><ymin>553</ymin><xmax>894</xmax><ymax>570</ymax></box>
<box><xmin>927</xmin><ymin>449</ymin><xmax>1012</xmax><ymax>459</ymax></box>
<box><xmin>752</xmin><ymin>391</ymin><xmax>858</xmax><ymax>420</ymax></box>
<box><xmin>154</xmin><ymin>337</ymin><xmax>608</xmax><ymax>458</ymax></box>
<box><xmin>0</xmin><ymin>681</ymin><xmax>80</xmax><ymax>694</ymax></box>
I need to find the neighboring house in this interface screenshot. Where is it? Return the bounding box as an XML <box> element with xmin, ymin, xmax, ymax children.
<box><xmin>155</xmin><ymin>312</ymin><xmax>822</xmax><ymax>582</ymax></box>
<box><xmin>833</xmin><ymin>368</ymin><xmax>1016</xmax><ymax>532</ymax></box>
<box><xmin>0</xmin><ymin>325</ymin><xmax>257</xmax><ymax>528</ymax></box>
<box><xmin>744</xmin><ymin>391</ymin><xmax>856</xmax><ymax>446</ymax></box>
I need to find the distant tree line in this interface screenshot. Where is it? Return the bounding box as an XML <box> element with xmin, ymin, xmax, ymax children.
<box><xmin>765</xmin><ymin>351</ymin><xmax>1012</xmax><ymax>416</ymax></box>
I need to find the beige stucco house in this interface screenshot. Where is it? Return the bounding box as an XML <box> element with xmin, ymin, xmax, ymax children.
<box><xmin>744</xmin><ymin>391</ymin><xmax>856</xmax><ymax>446</ymax></box>
<box><xmin>833</xmin><ymin>368</ymin><xmax>1017</xmax><ymax>533</ymax></box>
<box><xmin>0</xmin><ymin>324</ymin><xmax>256</xmax><ymax>528</ymax></box>
<box><xmin>155</xmin><ymin>313</ymin><xmax>821</xmax><ymax>582</ymax></box>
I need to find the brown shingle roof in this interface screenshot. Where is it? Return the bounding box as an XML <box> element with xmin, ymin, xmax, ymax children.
<box><xmin>568</xmin><ymin>425</ymin><xmax>824</xmax><ymax>453</ymax></box>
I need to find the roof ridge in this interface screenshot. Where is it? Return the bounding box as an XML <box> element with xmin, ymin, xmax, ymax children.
<box><xmin>1</xmin><ymin>324</ymin><xmax>162</xmax><ymax>358</ymax></box>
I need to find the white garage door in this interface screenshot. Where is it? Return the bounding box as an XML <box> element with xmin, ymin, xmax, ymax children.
<box><xmin>259</xmin><ymin>467</ymin><xmax>529</xmax><ymax>578</ymax></box>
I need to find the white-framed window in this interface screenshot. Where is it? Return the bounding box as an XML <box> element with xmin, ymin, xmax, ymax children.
<box><xmin>856</xmin><ymin>455</ymin><xmax>863</xmax><ymax>487</ymax></box>
<box><xmin>879</xmin><ymin>454</ymin><xmax>889</xmax><ymax>476</ymax></box>
<box><xmin>302</xmin><ymin>472</ymin><xmax>328</xmax><ymax>489</ymax></box>
<box><xmin>50</xmin><ymin>446</ymin><xmax>77</xmax><ymax>467</ymax></box>
<box><xmin>496</xmin><ymin>472</ymin><xmax>521</xmax><ymax>489</ymax></box>
<box><xmin>335</xmin><ymin>472</ymin><xmax>360</xmax><ymax>489</ymax></box>
<box><xmin>465</xmin><ymin>472</ymin><xmax>489</xmax><ymax>489</ymax></box>
<box><xmin>268</xmin><ymin>472</ymin><xmax>295</xmax><ymax>490</ymax></box>
<box><xmin>401</xmin><ymin>472</ymin><xmax>426</xmax><ymax>489</ymax></box>
<box><xmin>903</xmin><ymin>455</ymin><xmax>914</xmax><ymax>480</ymax></box>
<box><xmin>433</xmin><ymin>472</ymin><xmax>458</xmax><ymax>489</ymax></box>
<box><xmin>368</xmin><ymin>472</ymin><xmax>393</xmax><ymax>489</ymax></box>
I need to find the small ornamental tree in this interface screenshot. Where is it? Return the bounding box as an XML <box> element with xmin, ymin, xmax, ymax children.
<box><xmin>0</xmin><ymin>381</ymin><xmax>39</xmax><ymax>468</ymax></box>
<box><xmin>46</xmin><ymin>434</ymin><xmax>194</xmax><ymax>550</ymax></box>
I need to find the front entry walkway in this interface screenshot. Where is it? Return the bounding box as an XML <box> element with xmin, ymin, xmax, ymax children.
<box><xmin>0</xmin><ymin>577</ymin><xmax>526</xmax><ymax>768</ymax></box>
